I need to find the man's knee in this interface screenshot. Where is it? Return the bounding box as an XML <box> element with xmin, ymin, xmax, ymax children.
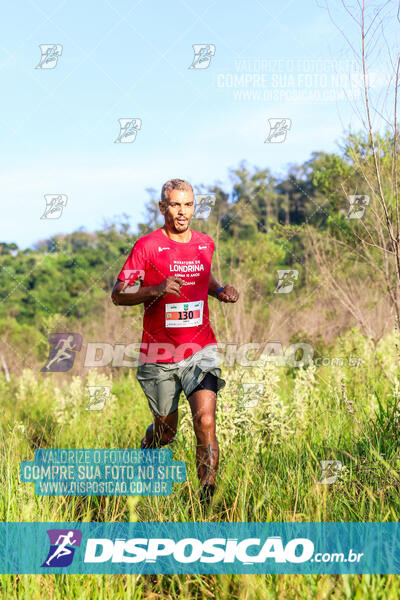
<box><xmin>193</xmin><ymin>412</ymin><xmax>215</xmax><ymax>433</ymax></box>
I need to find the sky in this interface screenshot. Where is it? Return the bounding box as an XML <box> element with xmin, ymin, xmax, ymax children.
<box><xmin>0</xmin><ymin>0</ymin><xmax>396</xmax><ymax>248</ymax></box>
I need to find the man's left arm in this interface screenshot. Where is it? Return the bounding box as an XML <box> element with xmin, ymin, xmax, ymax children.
<box><xmin>208</xmin><ymin>271</ymin><xmax>239</xmax><ymax>303</ymax></box>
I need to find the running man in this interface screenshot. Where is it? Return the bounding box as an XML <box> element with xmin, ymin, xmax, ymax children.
<box><xmin>45</xmin><ymin>531</ymin><xmax>77</xmax><ymax>566</ymax></box>
<box><xmin>111</xmin><ymin>178</ymin><xmax>239</xmax><ymax>506</ymax></box>
<box><xmin>43</xmin><ymin>334</ymin><xmax>77</xmax><ymax>371</ymax></box>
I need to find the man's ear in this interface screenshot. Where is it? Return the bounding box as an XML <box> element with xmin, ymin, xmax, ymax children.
<box><xmin>159</xmin><ymin>201</ymin><xmax>166</xmax><ymax>215</ymax></box>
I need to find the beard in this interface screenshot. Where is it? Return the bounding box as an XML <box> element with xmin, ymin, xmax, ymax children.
<box><xmin>174</xmin><ymin>219</ymin><xmax>189</xmax><ymax>231</ymax></box>
<box><xmin>165</xmin><ymin>213</ymin><xmax>191</xmax><ymax>233</ymax></box>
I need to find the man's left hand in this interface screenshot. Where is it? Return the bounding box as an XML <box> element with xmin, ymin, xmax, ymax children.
<box><xmin>218</xmin><ymin>285</ymin><xmax>239</xmax><ymax>303</ymax></box>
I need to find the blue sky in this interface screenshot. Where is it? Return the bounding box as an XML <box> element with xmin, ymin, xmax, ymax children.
<box><xmin>0</xmin><ymin>0</ymin><xmax>395</xmax><ymax>248</ymax></box>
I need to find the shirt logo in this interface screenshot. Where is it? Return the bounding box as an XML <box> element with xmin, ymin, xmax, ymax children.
<box><xmin>158</xmin><ymin>246</ymin><xmax>170</xmax><ymax>252</ymax></box>
<box><xmin>198</xmin><ymin>245</ymin><xmax>207</xmax><ymax>250</ymax></box>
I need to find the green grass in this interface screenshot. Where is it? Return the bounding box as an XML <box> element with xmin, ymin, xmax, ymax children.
<box><xmin>1</xmin><ymin>329</ymin><xmax>400</xmax><ymax>598</ymax></box>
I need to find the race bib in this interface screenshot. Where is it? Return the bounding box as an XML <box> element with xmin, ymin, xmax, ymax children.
<box><xmin>165</xmin><ymin>300</ymin><xmax>204</xmax><ymax>328</ymax></box>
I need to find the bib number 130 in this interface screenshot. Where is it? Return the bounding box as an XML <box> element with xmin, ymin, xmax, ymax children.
<box><xmin>165</xmin><ymin>300</ymin><xmax>204</xmax><ymax>328</ymax></box>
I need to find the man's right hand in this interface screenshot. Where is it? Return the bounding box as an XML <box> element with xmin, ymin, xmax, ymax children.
<box><xmin>156</xmin><ymin>276</ymin><xmax>185</xmax><ymax>297</ymax></box>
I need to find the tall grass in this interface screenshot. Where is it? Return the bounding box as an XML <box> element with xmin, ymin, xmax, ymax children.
<box><xmin>1</xmin><ymin>329</ymin><xmax>400</xmax><ymax>598</ymax></box>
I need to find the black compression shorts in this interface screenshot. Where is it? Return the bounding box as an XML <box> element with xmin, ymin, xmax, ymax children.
<box><xmin>189</xmin><ymin>371</ymin><xmax>219</xmax><ymax>395</ymax></box>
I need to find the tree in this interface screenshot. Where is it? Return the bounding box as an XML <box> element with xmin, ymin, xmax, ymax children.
<box><xmin>311</xmin><ymin>1</ymin><xmax>400</xmax><ymax>327</ymax></box>
<box><xmin>137</xmin><ymin>188</ymin><xmax>163</xmax><ymax>235</ymax></box>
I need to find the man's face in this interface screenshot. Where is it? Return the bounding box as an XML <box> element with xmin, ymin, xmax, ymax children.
<box><xmin>160</xmin><ymin>189</ymin><xmax>194</xmax><ymax>233</ymax></box>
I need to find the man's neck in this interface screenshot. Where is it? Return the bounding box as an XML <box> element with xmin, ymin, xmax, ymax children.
<box><xmin>161</xmin><ymin>226</ymin><xmax>192</xmax><ymax>243</ymax></box>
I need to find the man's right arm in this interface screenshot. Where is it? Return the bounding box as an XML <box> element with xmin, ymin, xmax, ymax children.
<box><xmin>111</xmin><ymin>276</ymin><xmax>184</xmax><ymax>306</ymax></box>
<box><xmin>111</xmin><ymin>280</ymin><xmax>159</xmax><ymax>306</ymax></box>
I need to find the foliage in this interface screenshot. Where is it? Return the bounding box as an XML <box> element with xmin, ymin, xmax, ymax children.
<box><xmin>1</xmin><ymin>329</ymin><xmax>400</xmax><ymax>596</ymax></box>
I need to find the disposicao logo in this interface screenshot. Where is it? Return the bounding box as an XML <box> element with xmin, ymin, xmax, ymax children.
<box><xmin>40</xmin><ymin>532</ymin><xmax>315</xmax><ymax>567</ymax></box>
<box><xmin>41</xmin><ymin>529</ymin><xmax>82</xmax><ymax>567</ymax></box>
<box><xmin>83</xmin><ymin>536</ymin><xmax>314</xmax><ymax>564</ymax></box>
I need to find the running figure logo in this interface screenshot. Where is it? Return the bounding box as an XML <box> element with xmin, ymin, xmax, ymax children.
<box><xmin>318</xmin><ymin>460</ymin><xmax>342</xmax><ymax>484</ymax></box>
<box><xmin>41</xmin><ymin>529</ymin><xmax>82</xmax><ymax>567</ymax></box>
<box><xmin>40</xmin><ymin>194</ymin><xmax>67</xmax><ymax>219</ymax></box>
<box><xmin>41</xmin><ymin>333</ymin><xmax>82</xmax><ymax>372</ymax></box>
<box><xmin>35</xmin><ymin>44</ymin><xmax>63</xmax><ymax>69</ymax></box>
<box><xmin>264</xmin><ymin>118</ymin><xmax>291</xmax><ymax>143</ymax></box>
<box><xmin>188</xmin><ymin>44</ymin><xmax>216</xmax><ymax>69</ymax></box>
<box><xmin>114</xmin><ymin>118</ymin><xmax>142</xmax><ymax>143</ymax></box>
<box><xmin>193</xmin><ymin>194</ymin><xmax>216</xmax><ymax>220</ymax></box>
<box><xmin>85</xmin><ymin>386</ymin><xmax>110</xmax><ymax>410</ymax></box>
<box><xmin>121</xmin><ymin>269</ymin><xmax>145</xmax><ymax>293</ymax></box>
<box><xmin>346</xmin><ymin>195</ymin><xmax>369</xmax><ymax>219</ymax></box>
<box><xmin>274</xmin><ymin>269</ymin><xmax>298</xmax><ymax>294</ymax></box>
<box><xmin>239</xmin><ymin>383</ymin><xmax>265</xmax><ymax>408</ymax></box>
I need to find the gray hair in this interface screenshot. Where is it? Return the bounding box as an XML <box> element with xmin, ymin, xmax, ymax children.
<box><xmin>161</xmin><ymin>179</ymin><xmax>193</xmax><ymax>205</ymax></box>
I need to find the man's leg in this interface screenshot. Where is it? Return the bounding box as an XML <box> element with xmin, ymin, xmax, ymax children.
<box><xmin>138</xmin><ymin>368</ymin><xmax>181</xmax><ymax>449</ymax></box>
<box><xmin>187</xmin><ymin>377</ymin><xmax>219</xmax><ymax>504</ymax></box>
<box><xmin>140</xmin><ymin>410</ymin><xmax>178</xmax><ymax>448</ymax></box>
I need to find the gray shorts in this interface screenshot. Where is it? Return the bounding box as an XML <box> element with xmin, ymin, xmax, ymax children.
<box><xmin>136</xmin><ymin>344</ymin><xmax>225</xmax><ymax>417</ymax></box>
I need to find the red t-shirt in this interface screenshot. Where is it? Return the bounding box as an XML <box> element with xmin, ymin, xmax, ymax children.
<box><xmin>117</xmin><ymin>228</ymin><xmax>217</xmax><ymax>363</ymax></box>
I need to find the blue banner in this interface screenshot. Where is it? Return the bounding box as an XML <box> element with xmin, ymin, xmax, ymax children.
<box><xmin>0</xmin><ymin>522</ymin><xmax>399</xmax><ymax>574</ymax></box>
<box><xmin>20</xmin><ymin>449</ymin><xmax>186</xmax><ymax>496</ymax></box>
